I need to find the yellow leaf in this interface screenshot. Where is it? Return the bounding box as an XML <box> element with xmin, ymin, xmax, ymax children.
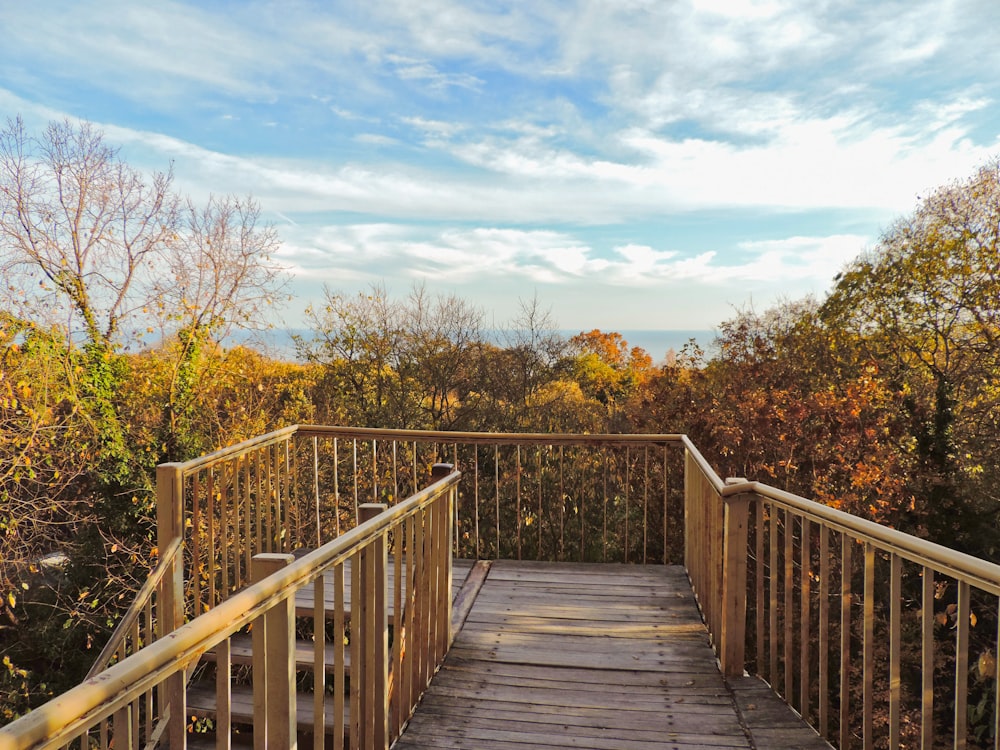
<box><xmin>6</xmin><ymin>592</ymin><xmax>15</xmax><ymax>608</ymax></box>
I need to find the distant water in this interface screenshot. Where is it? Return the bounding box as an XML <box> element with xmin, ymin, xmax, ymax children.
<box><xmin>230</xmin><ymin>328</ymin><xmax>714</xmax><ymax>364</ymax></box>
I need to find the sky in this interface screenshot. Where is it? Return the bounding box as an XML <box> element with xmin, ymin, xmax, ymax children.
<box><xmin>3</xmin><ymin>0</ymin><xmax>1000</xmax><ymax>337</ymax></box>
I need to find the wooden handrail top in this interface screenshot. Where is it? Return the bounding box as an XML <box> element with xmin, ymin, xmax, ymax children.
<box><xmin>0</xmin><ymin>471</ymin><xmax>461</xmax><ymax>750</ymax></box>
<box><xmin>718</xmin><ymin>478</ymin><xmax>1000</xmax><ymax>596</ymax></box>
<box><xmin>296</xmin><ymin>424</ymin><xmax>688</xmax><ymax>448</ymax></box>
<box><xmin>159</xmin><ymin>424</ymin><xmax>298</xmax><ymax>477</ymax></box>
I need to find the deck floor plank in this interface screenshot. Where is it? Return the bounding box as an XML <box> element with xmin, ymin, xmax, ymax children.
<box><xmin>395</xmin><ymin>560</ymin><xmax>831</xmax><ymax>750</ymax></box>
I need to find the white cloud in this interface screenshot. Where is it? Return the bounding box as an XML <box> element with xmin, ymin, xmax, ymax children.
<box><xmin>278</xmin><ymin>223</ymin><xmax>869</xmax><ymax>294</ymax></box>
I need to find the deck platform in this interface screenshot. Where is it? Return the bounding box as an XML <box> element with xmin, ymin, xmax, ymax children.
<box><xmin>395</xmin><ymin>560</ymin><xmax>830</xmax><ymax>750</ymax></box>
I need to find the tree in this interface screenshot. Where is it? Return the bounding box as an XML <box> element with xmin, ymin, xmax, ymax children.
<box><xmin>821</xmin><ymin>160</ymin><xmax>1000</xmax><ymax>551</ymax></box>
<box><xmin>152</xmin><ymin>195</ymin><xmax>286</xmax><ymax>459</ymax></box>
<box><xmin>568</xmin><ymin>330</ymin><xmax>653</xmax><ymax>428</ymax></box>
<box><xmin>0</xmin><ymin>116</ymin><xmax>289</xmax><ymax>713</ymax></box>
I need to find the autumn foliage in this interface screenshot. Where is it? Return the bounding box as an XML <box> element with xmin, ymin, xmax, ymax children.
<box><xmin>2</xmin><ymin>117</ymin><xmax>1000</xmax><ymax>739</ymax></box>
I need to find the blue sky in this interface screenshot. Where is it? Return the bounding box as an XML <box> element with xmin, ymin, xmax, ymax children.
<box><xmin>3</xmin><ymin>0</ymin><xmax>1000</xmax><ymax>334</ymax></box>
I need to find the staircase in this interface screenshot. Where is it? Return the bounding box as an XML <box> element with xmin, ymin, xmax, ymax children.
<box><xmin>184</xmin><ymin>559</ymin><xmax>479</xmax><ymax>745</ymax></box>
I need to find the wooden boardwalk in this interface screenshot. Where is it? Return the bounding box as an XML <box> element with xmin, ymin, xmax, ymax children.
<box><xmin>395</xmin><ymin>560</ymin><xmax>830</xmax><ymax>750</ymax></box>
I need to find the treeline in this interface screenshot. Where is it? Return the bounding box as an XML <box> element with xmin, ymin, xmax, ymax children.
<box><xmin>1</xmin><ymin>118</ymin><xmax>999</xmax><ymax>725</ymax></box>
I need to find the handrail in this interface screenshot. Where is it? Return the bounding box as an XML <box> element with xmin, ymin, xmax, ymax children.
<box><xmin>17</xmin><ymin>424</ymin><xmax>1000</xmax><ymax>749</ymax></box>
<box><xmin>168</xmin><ymin>425</ymin><xmax>298</xmax><ymax>476</ymax></box>
<box><xmin>298</xmin><ymin>424</ymin><xmax>689</xmax><ymax>446</ymax></box>
<box><xmin>84</xmin><ymin>537</ymin><xmax>183</xmax><ymax>679</ymax></box>
<box><xmin>0</xmin><ymin>471</ymin><xmax>460</xmax><ymax>750</ymax></box>
<box><xmin>724</xmin><ymin>480</ymin><xmax>1000</xmax><ymax>595</ymax></box>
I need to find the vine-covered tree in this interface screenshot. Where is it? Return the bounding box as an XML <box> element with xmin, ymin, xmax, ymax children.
<box><xmin>0</xmin><ymin>116</ymin><xmax>287</xmax><ymax>713</ymax></box>
<box><xmin>821</xmin><ymin>160</ymin><xmax>1000</xmax><ymax>552</ymax></box>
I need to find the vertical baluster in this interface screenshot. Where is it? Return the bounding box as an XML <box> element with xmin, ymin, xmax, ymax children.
<box><xmin>800</xmin><ymin>517</ymin><xmax>811</xmax><ymax>719</ymax></box>
<box><xmin>352</xmin><ymin>439</ymin><xmax>359</xmax><ymax>527</ymax></box>
<box><xmin>473</xmin><ymin>448</ymin><xmax>480</xmax><ymax>560</ymax></box>
<box><xmin>516</xmin><ymin>446</ymin><xmax>522</xmax><ymax>561</ymax></box>
<box><xmin>602</xmin><ymin>453</ymin><xmax>609</xmax><ymax>562</ymax></box>
<box><xmin>819</xmin><ymin>523</ymin><xmax>830</xmax><ymax>739</ymax></box>
<box><xmin>372</xmin><ymin>438</ymin><xmax>378</xmax><ymax>505</ymax></box>
<box><xmin>208</xmin><ymin>468</ymin><xmax>217</xmax><ymax>607</ymax></box>
<box><xmin>220</xmin><ymin>462</ymin><xmax>230</xmax><ymax>598</ymax></box>
<box><xmin>863</xmin><ymin>543</ymin><xmax>875</xmax><ymax>750</ymax></box>
<box><xmin>404</xmin><ymin>515</ymin><xmax>417</xmax><ymax>715</ymax></box>
<box><xmin>192</xmin><ymin>471</ymin><xmax>202</xmax><ymax>613</ymax></box>
<box><xmin>391</xmin><ymin>524</ymin><xmax>403</xmax><ymax>740</ymax></box>
<box><xmin>840</xmin><ymin>535</ymin><xmax>852</xmax><ymax>750</ymax></box>
<box><xmin>243</xmin><ymin>452</ymin><xmax>252</xmax><ymax>583</ymax></box>
<box><xmin>662</xmin><ymin>447</ymin><xmax>669</xmax><ymax>565</ymax></box>
<box><xmin>285</xmin><ymin>440</ymin><xmax>293</xmax><ymax>550</ymax></box>
<box><xmin>333</xmin><ymin>562</ymin><xmax>346</xmax><ymax>750</ymax></box>
<box><xmin>769</xmin><ymin>501</ymin><xmax>779</xmax><ymax>687</ymax></box>
<box><xmin>216</xmin><ymin>636</ymin><xmax>232</xmax><ymax>750</ymax></box>
<box><xmin>333</xmin><ymin>437</ymin><xmax>341</xmax><ymax>537</ymax></box>
<box><xmin>993</xmin><ymin>597</ymin><xmax>1000</xmax><ymax>750</ymax></box>
<box><xmin>755</xmin><ymin>501</ymin><xmax>765</xmax><ymax>680</ymax></box>
<box><xmin>313</xmin><ymin>573</ymin><xmax>326</xmax><ymax>746</ymax></box>
<box><xmin>578</xmin><ymin>447</ymin><xmax>586</xmax><ymax>562</ymax></box>
<box><xmin>392</xmin><ymin>440</ymin><xmax>399</xmax><ymax>507</ymax></box>
<box><xmin>314</xmin><ymin>437</ymin><xmax>322</xmax><ymax>547</ymax></box>
<box><xmin>453</xmin><ymin>444</ymin><xmax>460</xmax><ymax>558</ymax></box>
<box><xmin>922</xmin><ymin>567</ymin><xmax>935</xmax><ymax>750</ymax></box>
<box><xmin>889</xmin><ymin>553</ymin><xmax>901</xmax><ymax>749</ymax></box>
<box><xmin>643</xmin><ymin>447</ymin><xmax>649</xmax><ymax>565</ymax></box>
<box><xmin>624</xmin><ymin>446</ymin><xmax>631</xmax><ymax>563</ymax></box>
<box><xmin>783</xmin><ymin>510</ymin><xmax>794</xmax><ymax>703</ymax></box>
<box><xmin>955</xmin><ymin>580</ymin><xmax>970</xmax><ymax>750</ymax></box>
<box><xmin>537</xmin><ymin>446</ymin><xmax>543</xmax><ymax>561</ymax></box>
<box><xmin>349</xmin><ymin>548</ymin><xmax>362</xmax><ymax>750</ymax></box>
<box><xmin>559</xmin><ymin>446</ymin><xmax>565</xmax><ymax>562</ymax></box>
<box><xmin>494</xmin><ymin>446</ymin><xmax>500</xmax><ymax>559</ymax></box>
<box><xmin>233</xmin><ymin>456</ymin><xmax>242</xmax><ymax>591</ymax></box>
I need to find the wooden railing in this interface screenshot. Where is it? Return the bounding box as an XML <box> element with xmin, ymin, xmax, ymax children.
<box><xmin>5</xmin><ymin>425</ymin><xmax>999</xmax><ymax>749</ymax></box>
<box><xmin>685</xmin><ymin>447</ymin><xmax>1000</xmax><ymax>750</ymax></box>
<box><xmin>0</xmin><ymin>468</ymin><xmax>457</xmax><ymax>750</ymax></box>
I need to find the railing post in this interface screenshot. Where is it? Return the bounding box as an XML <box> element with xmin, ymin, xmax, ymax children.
<box><xmin>251</xmin><ymin>553</ymin><xmax>296</xmax><ymax>750</ymax></box>
<box><xmin>359</xmin><ymin>502</ymin><xmax>388</xmax><ymax>524</ymax></box>
<box><xmin>155</xmin><ymin>463</ymin><xmax>186</xmax><ymax>749</ymax></box>
<box><xmin>429</xmin><ymin>463</ymin><xmax>454</xmax><ymax>659</ymax></box>
<box><xmin>353</xmin><ymin>532</ymin><xmax>389</xmax><ymax>750</ymax></box>
<box><xmin>430</xmin><ymin>462</ymin><xmax>453</xmax><ymax>482</ymax></box>
<box><xmin>358</xmin><ymin>499</ymin><xmax>390</xmax><ymax>749</ymax></box>
<box><xmin>721</xmin><ymin>479</ymin><xmax>750</xmax><ymax>679</ymax></box>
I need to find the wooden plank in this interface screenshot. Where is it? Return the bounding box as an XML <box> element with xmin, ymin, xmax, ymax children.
<box><xmin>186</xmin><ymin>684</ymin><xmax>349</xmax><ymax>735</ymax></box>
<box><xmin>397</xmin><ymin>561</ymin><xmax>754</xmax><ymax>749</ymax></box>
<box><xmin>292</xmin><ymin>557</ymin><xmax>474</xmax><ymax>619</ymax></box>
<box><xmin>202</xmin><ymin>634</ymin><xmax>349</xmax><ymax>673</ymax></box>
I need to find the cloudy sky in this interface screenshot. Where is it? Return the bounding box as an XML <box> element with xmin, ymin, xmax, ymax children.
<box><xmin>3</xmin><ymin>0</ymin><xmax>999</xmax><ymax>335</ymax></box>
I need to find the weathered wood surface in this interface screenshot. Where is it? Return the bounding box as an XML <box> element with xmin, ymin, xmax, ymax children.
<box><xmin>291</xmin><ymin>557</ymin><xmax>474</xmax><ymax>619</ymax></box>
<box><xmin>395</xmin><ymin>560</ymin><xmax>831</xmax><ymax>750</ymax></box>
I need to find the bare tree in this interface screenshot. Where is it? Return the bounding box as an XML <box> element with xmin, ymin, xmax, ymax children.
<box><xmin>0</xmin><ymin>116</ymin><xmax>180</xmax><ymax>349</ymax></box>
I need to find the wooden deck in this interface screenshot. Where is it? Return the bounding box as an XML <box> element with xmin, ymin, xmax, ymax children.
<box><xmin>395</xmin><ymin>560</ymin><xmax>830</xmax><ymax>750</ymax></box>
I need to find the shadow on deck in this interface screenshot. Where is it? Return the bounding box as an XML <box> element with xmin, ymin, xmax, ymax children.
<box><xmin>397</xmin><ymin>561</ymin><xmax>830</xmax><ymax>750</ymax></box>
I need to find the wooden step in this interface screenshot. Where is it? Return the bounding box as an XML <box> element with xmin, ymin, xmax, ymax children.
<box><xmin>186</xmin><ymin>683</ymin><xmax>349</xmax><ymax>736</ymax></box>
<box><xmin>293</xmin><ymin>557</ymin><xmax>474</xmax><ymax>620</ymax></box>
<box><xmin>202</xmin><ymin>634</ymin><xmax>349</xmax><ymax>674</ymax></box>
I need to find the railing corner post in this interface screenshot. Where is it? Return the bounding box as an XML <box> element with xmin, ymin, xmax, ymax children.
<box><xmin>430</xmin><ymin>462</ymin><xmax>454</xmax><ymax>483</ymax></box>
<box><xmin>721</xmin><ymin>479</ymin><xmax>751</xmax><ymax>679</ymax></box>
<box><xmin>359</xmin><ymin>502</ymin><xmax>388</xmax><ymax>524</ymax></box>
<box><xmin>155</xmin><ymin>463</ymin><xmax>185</xmax><ymax>635</ymax></box>
<box><xmin>251</xmin><ymin>553</ymin><xmax>296</xmax><ymax>750</ymax></box>
<box><xmin>155</xmin><ymin>463</ymin><xmax>187</xmax><ymax>750</ymax></box>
